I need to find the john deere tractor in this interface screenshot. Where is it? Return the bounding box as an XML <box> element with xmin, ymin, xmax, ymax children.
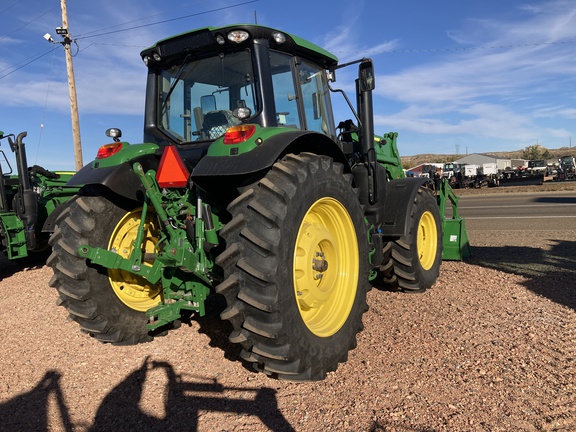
<box><xmin>0</xmin><ymin>130</ymin><xmax>79</xmax><ymax>263</ymax></box>
<box><xmin>47</xmin><ymin>24</ymin><xmax>469</xmax><ymax>380</ymax></box>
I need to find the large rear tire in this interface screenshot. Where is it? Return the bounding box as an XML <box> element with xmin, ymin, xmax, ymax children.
<box><xmin>47</xmin><ymin>194</ymin><xmax>162</xmax><ymax>344</ymax></box>
<box><xmin>216</xmin><ymin>153</ymin><xmax>370</xmax><ymax>380</ymax></box>
<box><xmin>373</xmin><ymin>187</ymin><xmax>442</xmax><ymax>293</ymax></box>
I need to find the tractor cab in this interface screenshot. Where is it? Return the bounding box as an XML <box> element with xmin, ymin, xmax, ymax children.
<box><xmin>140</xmin><ymin>25</ymin><xmax>338</xmax><ymax>149</ymax></box>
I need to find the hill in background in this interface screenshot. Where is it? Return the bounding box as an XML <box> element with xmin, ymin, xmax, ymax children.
<box><xmin>401</xmin><ymin>146</ymin><xmax>576</xmax><ymax>169</ymax></box>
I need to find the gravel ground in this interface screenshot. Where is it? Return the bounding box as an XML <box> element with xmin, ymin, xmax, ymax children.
<box><xmin>0</xmin><ymin>184</ymin><xmax>575</xmax><ymax>431</ymax></box>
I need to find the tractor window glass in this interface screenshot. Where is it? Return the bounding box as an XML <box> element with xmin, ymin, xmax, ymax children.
<box><xmin>298</xmin><ymin>60</ymin><xmax>335</xmax><ymax>137</ymax></box>
<box><xmin>158</xmin><ymin>50</ymin><xmax>257</xmax><ymax>142</ymax></box>
<box><xmin>269</xmin><ymin>51</ymin><xmax>301</xmax><ymax>128</ymax></box>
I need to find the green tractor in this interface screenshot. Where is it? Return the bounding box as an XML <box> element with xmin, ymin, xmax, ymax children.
<box><xmin>0</xmin><ymin>130</ymin><xmax>80</xmax><ymax>262</ymax></box>
<box><xmin>47</xmin><ymin>24</ymin><xmax>470</xmax><ymax>380</ymax></box>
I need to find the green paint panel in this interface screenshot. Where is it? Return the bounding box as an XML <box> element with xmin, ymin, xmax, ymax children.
<box><xmin>0</xmin><ymin>214</ymin><xmax>27</xmax><ymax>259</ymax></box>
<box><xmin>206</xmin><ymin>125</ymin><xmax>293</xmax><ymax>157</ymax></box>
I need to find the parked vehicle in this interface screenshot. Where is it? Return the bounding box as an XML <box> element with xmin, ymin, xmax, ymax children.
<box><xmin>527</xmin><ymin>159</ymin><xmax>548</xmax><ymax>176</ymax></box>
<box><xmin>444</xmin><ymin>163</ymin><xmax>499</xmax><ymax>188</ymax></box>
<box><xmin>555</xmin><ymin>156</ymin><xmax>575</xmax><ymax>181</ymax></box>
<box><xmin>47</xmin><ymin>24</ymin><xmax>470</xmax><ymax>380</ymax></box>
<box><xmin>0</xmin><ymin>130</ymin><xmax>79</xmax><ymax>262</ymax></box>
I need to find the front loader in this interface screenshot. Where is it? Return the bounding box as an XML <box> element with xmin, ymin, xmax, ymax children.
<box><xmin>47</xmin><ymin>24</ymin><xmax>469</xmax><ymax>381</ymax></box>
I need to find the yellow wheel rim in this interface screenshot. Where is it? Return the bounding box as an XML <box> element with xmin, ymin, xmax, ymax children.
<box><xmin>293</xmin><ymin>197</ymin><xmax>359</xmax><ymax>337</ymax></box>
<box><xmin>108</xmin><ymin>208</ymin><xmax>162</xmax><ymax>312</ymax></box>
<box><xmin>417</xmin><ymin>210</ymin><xmax>438</xmax><ymax>271</ymax></box>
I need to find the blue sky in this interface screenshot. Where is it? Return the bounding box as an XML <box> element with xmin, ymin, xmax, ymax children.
<box><xmin>1</xmin><ymin>0</ymin><xmax>575</xmax><ymax>170</ymax></box>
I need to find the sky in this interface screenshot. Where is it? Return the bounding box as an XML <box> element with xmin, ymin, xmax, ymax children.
<box><xmin>1</xmin><ymin>0</ymin><xmax>575</xmax><ymax>170</ymax></box>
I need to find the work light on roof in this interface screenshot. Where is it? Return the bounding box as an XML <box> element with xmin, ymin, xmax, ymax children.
<box><xmin>215</xmin><ymin>33</ymin><xmax>226</xmax><ymax>45</ymax></box>
<box><xmin>272</xmin><ymin>32</ymin><xmax>286</xmax><ymax>44</ymax></box>
<box><xmin>227</xmin><ymin>30</ymin><xmax>249</xmax><ymax>43</ymax></box>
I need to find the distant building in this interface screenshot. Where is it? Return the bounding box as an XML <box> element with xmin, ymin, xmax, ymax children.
<box><xmin>454</xmin><ymin>154</ymin><xmax>513</xmax><ymax>170</ymax></box>
<box><xmin>406</xmin><ymin>163</ymin><xmax>443</xmax><ymax>177</ymax></box>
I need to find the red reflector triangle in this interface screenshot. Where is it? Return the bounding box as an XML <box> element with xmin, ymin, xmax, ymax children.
<box><xmin>156</xmin><ymin>146</ymin><xmax>190</xmax><ymax>188</ymax></box>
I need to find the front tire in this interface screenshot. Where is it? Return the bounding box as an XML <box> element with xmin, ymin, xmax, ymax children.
<box><xmin>216</xmin><ymin>153</ymin><xmax>370</xmax><ymax>380</ymax></box>
<box><xmin>47</xmin><ymin>194</ymin><xmax>162</xmax><ymax>344</ymax></box>
<box><xmin>373</xmin><ymin>187</ymin><xmax>442</xmax><ymax>293</ymax></box>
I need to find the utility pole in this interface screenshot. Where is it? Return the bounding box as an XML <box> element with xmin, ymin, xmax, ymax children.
<box><xmin>60</xmin><ymin>0</ymin><xmax>83</xmax><ymax>170</ymax></box>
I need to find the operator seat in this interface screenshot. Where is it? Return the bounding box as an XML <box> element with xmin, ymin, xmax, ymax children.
<box><xmin>202</xmin><ymin>110</ymin><xmax>240</xmax><ymax>139</ymax></box>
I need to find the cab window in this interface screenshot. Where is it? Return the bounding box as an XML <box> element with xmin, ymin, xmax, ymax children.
<box><xmin>158</xmin><ymin>50</ymin><xmax>257</xmax><ymax>142</ymax></box>
<box><xmin>269</xmin><ymin>51</ymin><xmax>301</xmax><ymax>128</ymax></box>
<box><xmin>297</xmin><ymin>60</ymin><xmax>335</xmax><ymax>137</ymax></box>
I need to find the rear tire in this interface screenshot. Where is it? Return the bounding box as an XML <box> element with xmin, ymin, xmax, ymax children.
<box><xmin>47</xmin><ymin>194</ymin><xmax>162</xmax><ymax>344</ymax></box>
<box><xmin>373</xmin><ymin>187</ymin><xmax>442</xmax><ymax>293</ymax></box>
<box><xmin>216</xmin><ymin>153</ymin><xmax>370</xmax><ymax>380</ymax></box>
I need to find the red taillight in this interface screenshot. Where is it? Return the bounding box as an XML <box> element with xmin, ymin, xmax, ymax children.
<box><xmin>156</xmin><ymin>145</ymin><xmax>190</xmax><ymax>188</ymax></box>
<box><xmin>96</xmin><ymin>142</ymin><xmax>123</xmax><ymax>159</ymax></box>
<box><xmin>223</xmin><ymin>124</ymin><xmax>256</xmax><ymax>144</ymax></box>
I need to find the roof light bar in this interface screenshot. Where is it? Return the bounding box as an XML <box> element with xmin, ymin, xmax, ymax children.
<box><xmin>227</xmin><ymin>30</ymin><xmax>249</xmax><ymax>43</ymax></box>
<box><xmin>272</xmin><ymin>32</ymin><xmax>286</xmax><ymax>44</ymax></box>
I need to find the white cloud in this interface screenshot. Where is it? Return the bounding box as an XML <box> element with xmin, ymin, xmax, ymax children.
<box><xmin>319</xmin><ymin>1</ymin><xmax>399</xmax><ymax>64</ymax></box>
<box><xmin>366</xmin><ymin>0</ymin><xmax>576</xmax><ymax>150</ymax></box>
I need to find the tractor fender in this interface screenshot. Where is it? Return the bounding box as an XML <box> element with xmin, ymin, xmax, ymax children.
<box><xmin>191</xmin><ymin>130</ymin><xmax>348</xmax><ymax>192</ymax></box>
<box><xmin>65</xmin><ymin>154</ymin><xmax>160</xmax><ymax>202</ymax></box>
<box><xmin>378</xmin><ymin>177</ymin><xmax>433</xmax><ymax>237</ymax></box>
<box><xmin>42</xmin><ymin>201</ymin><xmax>69</xmax><ymax>233</ymax></box>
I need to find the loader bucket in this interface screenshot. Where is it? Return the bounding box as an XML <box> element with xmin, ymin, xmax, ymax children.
<box><xmin>498</xmin><ymin>174</ymin><xmax>544</xmax><ymax>187</ymax></box>
<box><xmin>437</xmin><ymin>179</ymin><xmax>471</xmax><ymax>260</ymax></box>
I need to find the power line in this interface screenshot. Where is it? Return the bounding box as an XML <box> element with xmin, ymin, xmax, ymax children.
<box><xmin>35</xmin><ymin>48</ymin><xmax>58</xmax><ymax>165</ymax></box>
<box><xmin>77</xmin><ymin>0</ymin><xmax>260</xmax><ymax>41</ymax></box>
<box><xmin>75</xmin><ymin>0</ymin><xmax>213</xmax><ymax>39</ymax></box>
<box><xmin>78</xmin><ymin>42</ymin><xmax>149</xmax><ymax>52</ymax></box>
<box><xmin>0</xmin><ymin>0</ymin><xmax>25</xmax><ymax>16</ymax></box>
<box><xmin>0</xmin><ymin>0</ymin><xmax>259</xmax><ymax>81</ymax></box>
<box><xmin>0</xmin><ymin>46</ymin><xmax>60</xmax><ymax>80</ymax></box>
<box><xmin>0</xmin><ymin>45</ymin><xmax>60</xmax><ymax>74</ymax></box>
<box><xmin>0</xmin><ymin>6</ymin><xmax>59</xmax><ymax>42</ymax></box>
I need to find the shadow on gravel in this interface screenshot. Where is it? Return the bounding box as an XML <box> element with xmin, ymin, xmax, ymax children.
<box><xmin>0</xmin><ymin>371</ymin><xmax>74</xmax><ymax>431</ymax></box>
<box><xmin>369</xmin><ymin>421</ymin><xmax>435</xmax><ymax>431</ymax></box>
<box><xmin>0</xmin><ymin>358</ymin><xmax>294</xmax><ymax>431</ymax></box>
<box><xmin>0</xmin><ymin>250</ymin><xmax>51</xmax><ymax>281</ymax></box>
<box><xmin>469</xmin><ymin>240</ymin><xmax>576</xmax><ymax>311</ymax></box>
<box><xmin>191</xmin><ymin>293</ymin><xmax>242</xmax><ymax>363</ymax></box>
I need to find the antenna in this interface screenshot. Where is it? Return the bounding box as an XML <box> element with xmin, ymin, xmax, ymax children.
<box><xmin>254</xmin><ymin>10</ymin><xmax>258</xmax><ymax>24</ymax></box>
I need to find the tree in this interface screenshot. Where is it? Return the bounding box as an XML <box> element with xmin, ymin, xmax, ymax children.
<box><xmin>522</xmin><ymin>144</ymin><xmax>551</xmax><ymax>160</ymax></box>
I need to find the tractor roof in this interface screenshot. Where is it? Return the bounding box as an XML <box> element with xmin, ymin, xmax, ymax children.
<box><xmin>141</xmin><ymin>24</ymin><xmax>339</xmax><ymax>70</ymax></box>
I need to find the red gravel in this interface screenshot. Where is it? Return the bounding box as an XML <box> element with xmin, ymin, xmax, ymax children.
<box><xmin>0</xmin><ymin>188</ymin><xmax>575</xmax><ymax>431</ymax></box>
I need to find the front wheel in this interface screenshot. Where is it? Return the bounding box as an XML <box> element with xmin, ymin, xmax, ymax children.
<box><xmin>216</xmin><ymin>153</ymin><xmax>370</xmax><ymax>380</ymax></box>
<box><xmin>373</xmin><ymin>187</ymin><xmax>442</xmax><ymax>293</ymax></box>
<box><xmin>47</xmin><ymin>194</ymin><xmax>162</xmax><ymax>344</ymax></box>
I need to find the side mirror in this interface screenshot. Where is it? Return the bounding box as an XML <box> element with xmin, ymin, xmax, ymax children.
<box><xmin>359</xmin><ymin>60</ymin><xmax>375</xmax><ymax>92</ymax></box>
